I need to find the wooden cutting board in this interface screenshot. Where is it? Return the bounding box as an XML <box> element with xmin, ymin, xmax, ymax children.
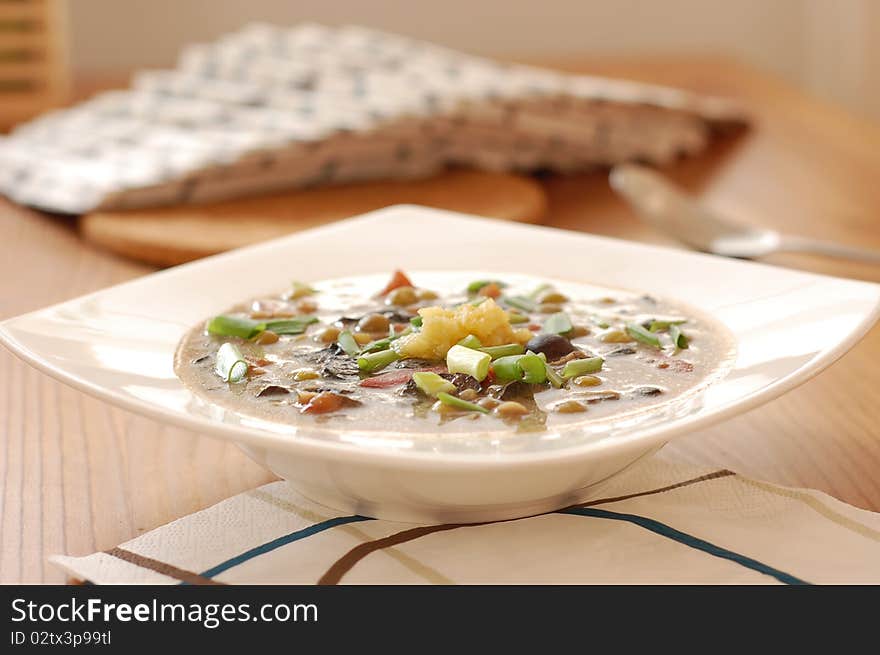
<box><xmin>80</xmin><ymin>170</ymin><xmax>546</xmax><ymax>267</ymax></box>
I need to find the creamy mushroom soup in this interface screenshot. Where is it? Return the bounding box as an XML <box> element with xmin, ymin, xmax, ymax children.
<box><xmin>174</xmin><ymin>271</ymin><xmax>736</xmax><ymax>434</ymax></box>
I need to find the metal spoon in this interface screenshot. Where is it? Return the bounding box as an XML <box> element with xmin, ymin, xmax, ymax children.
<box><xmin>609</xmin><ymin>163</ymin><xmax>880</xmax><ymax>263</ymax></box>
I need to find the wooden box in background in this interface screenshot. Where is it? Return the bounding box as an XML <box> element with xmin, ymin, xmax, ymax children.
<box><xmin>0</xmin><ymin>0</ymin><xmax>68</xmax><ymax>131</ymax></box>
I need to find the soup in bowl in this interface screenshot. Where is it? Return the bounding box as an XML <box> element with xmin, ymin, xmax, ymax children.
<box><xmin>176</xmin><ymin>270</ymin><xmax>736</xmax><ymax>442</ymax></box>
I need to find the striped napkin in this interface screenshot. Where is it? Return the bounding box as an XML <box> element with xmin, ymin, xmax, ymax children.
<box><xmin>50</xmin><ymin>456</ymin><xmax>880</xmax><ymax>585</ymax></box>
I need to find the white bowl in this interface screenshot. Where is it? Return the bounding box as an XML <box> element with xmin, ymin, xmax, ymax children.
<box><xmin>3</xmin><ymin>205</ymin><xmax>879</xmax><ymax>523</ymax></box>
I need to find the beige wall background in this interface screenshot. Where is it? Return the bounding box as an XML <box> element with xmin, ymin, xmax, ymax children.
<box><xmin>66</xmin><ymin>0</ymin><xmax>880</xmax><ymax>121</ymax></box>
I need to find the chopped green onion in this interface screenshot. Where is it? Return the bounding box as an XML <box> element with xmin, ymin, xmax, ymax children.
<box><xmin>358</xmin><ymin>349</ymin><xmax>400</xmax><ymax>373</ymax></box>
<box><xmin>479</xmin><ymin>343</ymin><xmax>525</xmax><ymax>359</ymax></box>
<box><xmin>507</xmin><ymin>312</ymin><xmax>530</xmax><ymax>324</ymax></box>
<box><xmin>412</xmin><ymin>372</ymin><xmax>456</xmax><ymax>398</ymax></box>
<box><xmin>545</xmin><ymin>362</ymin><xmax>566</xmax><ymax>388</ymax></box>
<box><xmin>649</xmin><ymin>318</ymin><xmax>687</xmax><ymax>332</ymax></box>
<box><xmin>519</xmin><ymin>353</ymin><xmax>548</xmax><ymax>384</ymax></box>
<box><xmin>215</xmin><ymin>343</ymin><xmax>248</xmax><ymax>383</ymax></box>
<box><xmin>626</xmin><ymin>323</ymin><xmax>662</xmax><ymax>348</ymax></box>
<box><xmin>669</xmin><ymin>324</ymin><xmax>689</xmax><ymax>349</ymax></box>
<box><xmin>207</xmin><ymin>314</ymin><xmax>317</xmax><ymax>339</ymax></box>
<box><xmin>360</xmin><ymin>337</ymin><xmax>391</xmax><ymax>353</ymax></box>
<box><xmin>562</xmin><ymin>356</ymin><xmax>604</xmax><ymax>378</ymax></box>
<box><xmin>410</xmin><ymin>316</ymin><xmax>423</xmax><ymax>328</ymax></box>
<box><xmin>457</xmin><ymin>334</ymin><xmax>483</xmax><ymax>349</ymax></box>
<box><xmin>593</xmin><ymin>316</ymin><xmax>610</xmax><ymax>329</ymax></box>
<box><xmin>491</xmin><ymin>352</ymin><xmax>548</xmax><ymax>384</ymax></box>
<box><xmin>542</xmin><ymin>312</ymin><xmax>573</xmax><ymax>335</ymax></box>
<box><xmin>436</xmin><ymin>392</ymin><xmax>489</xmax><ymax>414</ymax></box>
<box><xmin>466</xmin><ymin>279</ymin><xmax>507</xmax><ymax>294</ymax></box>
<box><xmin>362</xmin><ymin>326</ymin><xmax>413</xmax><ymax>354</ymax></box>
<box><xmin>207</xmin><ymin>315</ymin><xmax>264</xmax><ymax>339</ymax></box>
<box><xmin>287</xmin><ymin>281</ymin><xmax>316</xmax><ymax>299</ymax></box>
<box><xmin>492</xmin><ymin>354</ymin><xmax>525</xmax><ymax>383</ymax></box>
<box><xmin>337</xmin><ymin>330</ymin><xmax>361</xmax><ymax>357</ymax></box>
<box><xmin>504</xmin><ymin>295</ymin><xmax>537</xmax><ymax>313</ymax></box>
<box><xmin>446</xmin><ymin>345</ymin><xmax>491</xmax><ymax>382</ymax></box>
<box><xmin>263</xmin><ymin>316</ymin><xmax>318</xmax><ymax>335</ymax></box>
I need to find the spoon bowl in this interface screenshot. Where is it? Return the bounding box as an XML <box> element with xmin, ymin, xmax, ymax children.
<box><xmin>610</xmin><ymin>164</ymin><xmax>880</xmax><ymax>263</ymax></box>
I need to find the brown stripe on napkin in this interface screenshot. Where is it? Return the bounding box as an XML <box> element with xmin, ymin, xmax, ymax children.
<box><xmin>570</xmin><ymin>469</ymin><xmax>734</xmax><ymax>509</ymax></box>
<box><xmin>105</xmin><ymin>547</ymin><xmax>224</xmax><ymax>585</ymax></box>
<box><xmin>319</xmin><ymin>469</ymin><xmax>733</xmax><ymax>585</ymax></box>
<box><xmin>318</xmin><ymin>524</ymin><xmax>468</xmax><ymax>585</ymax></box>
<box><xmin>249</xmin><ymin>488</ymin><xmax>452</xmax><ymax>584</ymax></box>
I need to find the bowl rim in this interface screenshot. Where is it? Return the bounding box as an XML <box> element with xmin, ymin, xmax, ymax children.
<box><xmin>2</xmin><ymin>205</ymin><xmax>879</xmax><ymax>471</ymax></box>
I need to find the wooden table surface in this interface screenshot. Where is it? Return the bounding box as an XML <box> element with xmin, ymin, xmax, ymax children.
<box><xmin>2</xmin><ymin>57</ymin><xmax>880</xmax><ymax>583</ymax></box>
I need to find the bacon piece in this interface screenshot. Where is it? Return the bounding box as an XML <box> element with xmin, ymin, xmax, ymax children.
<box><xmin>377</xmin><ymin>269</ymin><xmax>413</xmax><ymax>296</ymax></box>
<box><xmin>360</xmin><ymin>364</ymin><xmax>446</xmax><ymax>389</ymax></box>
<box><xmin>359</xmin><ymin>370</ymin><xmax>414</xmax><ymax>388</ymax></box>
<box><xmin>300</xmin><ymin>391</ymin><xmax>361</xmax><ymax>414</ymax></box>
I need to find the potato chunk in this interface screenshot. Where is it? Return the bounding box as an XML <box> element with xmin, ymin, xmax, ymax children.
<box><xmin>394</xmin><ymin>299</ymin><xmax>532</xmax><ymax>360</ymax></box>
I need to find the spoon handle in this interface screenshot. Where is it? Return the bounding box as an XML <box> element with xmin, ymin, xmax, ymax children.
<box><xmin>777</xmin><ymin>235</ymin><xmax>880</xmax><ymax>264</ymax></box>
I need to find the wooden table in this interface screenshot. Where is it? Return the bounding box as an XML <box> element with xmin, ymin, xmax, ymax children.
<box><xmin>2</xmin><ymin>57</ymin><xmax>880</xmax><ymax>583</ymax></box>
